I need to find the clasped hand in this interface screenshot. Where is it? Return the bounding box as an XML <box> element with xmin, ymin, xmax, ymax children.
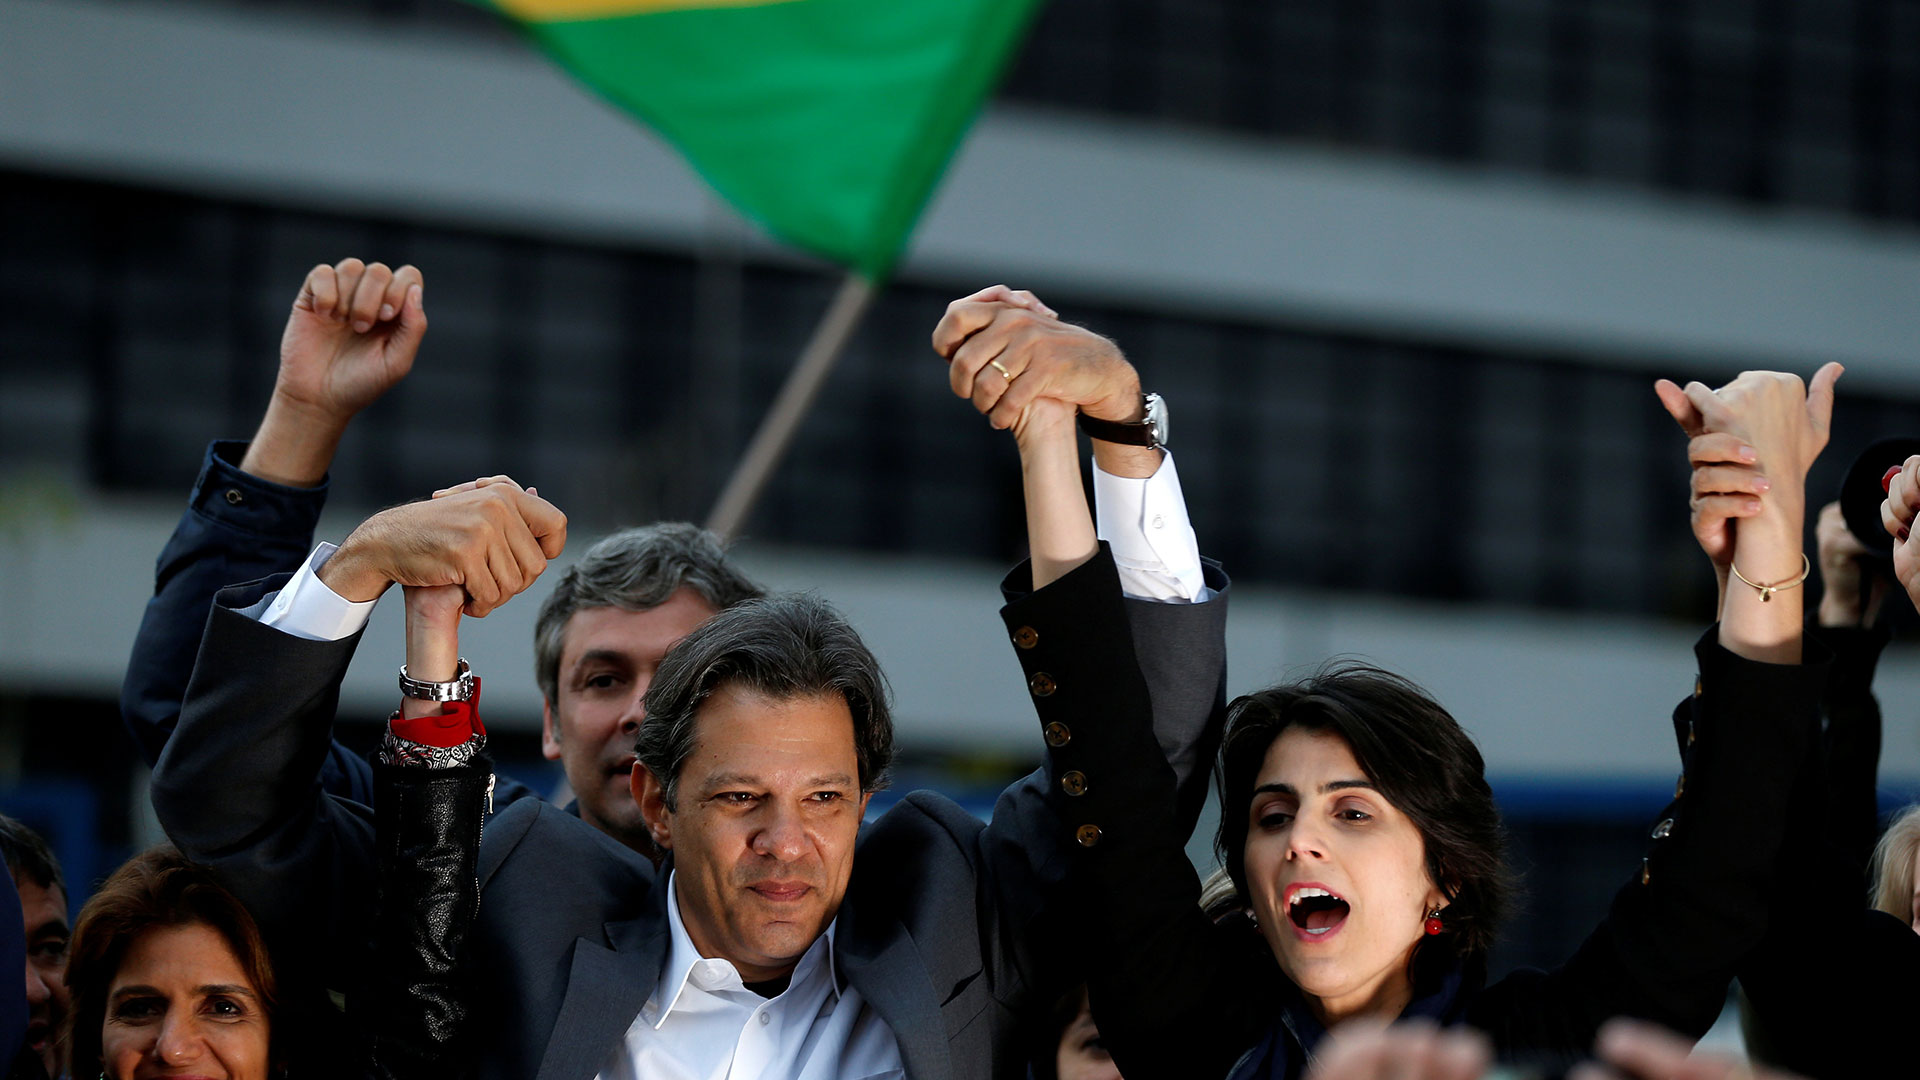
<box><xmin>1656</xmin><ymin>365</ymin><xmax>1840</xmax><ymax>587</ymax></box>
<box><xmin>318</xmin><ymin>476</ymin><xmax>567</xmax><ymax>617</ymax></box>
<box><xmin>931</xmin><ymin>284</ymin><xmax>1140</xmax><ymax>444</ymax></box>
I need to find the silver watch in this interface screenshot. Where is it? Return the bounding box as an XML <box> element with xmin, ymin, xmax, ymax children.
<box><xmin>398</xmin><ymin>659</ymin><xmax>476</xmax><ymax>702</ymax></box>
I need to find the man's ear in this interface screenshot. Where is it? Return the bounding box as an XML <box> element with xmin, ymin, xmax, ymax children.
<box><xmin>541</xmin><ymin>698</ymin><xmax>562</xmax><ymax>761</ymax></box>
<box><xmin>634</xmin><ymin>764</ymin><xmax>674</xmax><ymax>851</ymax></box>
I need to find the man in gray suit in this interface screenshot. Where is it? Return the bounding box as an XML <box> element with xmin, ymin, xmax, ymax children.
<box><xmin>152</xmin><ymin>285</ymin><xmax>1228</xmax><ymax>1079</ymax></box>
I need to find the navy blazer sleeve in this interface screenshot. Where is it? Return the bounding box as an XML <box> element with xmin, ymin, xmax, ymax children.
<box><xmin>120</xmin><ymin>440</ymin><xmax>376</xmax><ymax>805</ymax></box>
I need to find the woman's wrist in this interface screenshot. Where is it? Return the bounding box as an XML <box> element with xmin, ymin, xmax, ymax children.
<box><xmin>402</xmin><ymin>586</ymin><xmax>465</xmax><ymax>717</ymax></box>
<box><xmin>1017</xmin><ymin>403</ymin><xmax>1098</xmax><ymax>590</ymax></box>
<box><xmin>1728</xmin><ymin>506</ymin><xmax>1806</xmax><ymax>581</ymax></box>
<box><xmin>1716</xmin><ymin>498</ymin><xmax>1806</xmax><ymax>661</ymax></box>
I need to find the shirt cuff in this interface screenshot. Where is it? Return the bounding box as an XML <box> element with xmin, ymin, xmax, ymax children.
<box><xmin>1093</xmin><ymin>450</ymin><xmax>1209</xmax><ymax>603</ymax></box>
<box><xmin>256</xmin><ymin>543</ymin><xmax>379</xmax><ymax>641</ymax></box>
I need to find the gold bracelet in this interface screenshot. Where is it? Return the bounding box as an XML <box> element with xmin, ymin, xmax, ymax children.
<box><xmin>1728</xmin><ymin>554</ymin><xmax>1811</xmax><ymax>603</ymax></box>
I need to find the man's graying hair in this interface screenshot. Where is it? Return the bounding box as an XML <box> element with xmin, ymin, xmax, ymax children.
<box><xmin>636</xmin><ymin>593</ymin><xmax>893</xmax><ymax>809</ymax></box>
<box><xmin>533</xmin><ymin>523</ymin><xmax>765</xmax><ymax>707</ymax></box>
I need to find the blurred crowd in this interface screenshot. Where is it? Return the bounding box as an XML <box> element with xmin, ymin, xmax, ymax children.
<box><xmin>6</xmin><ymin>261</ymin><xmax>1917</xmax><ymax>1080</ymax></box>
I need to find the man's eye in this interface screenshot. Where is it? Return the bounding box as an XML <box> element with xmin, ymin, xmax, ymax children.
<box><xmin>720</xmin><ymin>792</ymin><xmax>757</xmax><ymax>805</ymax></box>
<box><xmin>583</xmin><ymin>673</ymin><xmax>621</xmax><ymax>691</ymax></box>
<box><xmin>29</xmin><ymin>939</ymin><xmax>68</xmax><ymax>964</ymax></box>
<box><xmin>810</xmin><ymin>791</ymin><xmax>843</xmax><ymax>803</ymax></box>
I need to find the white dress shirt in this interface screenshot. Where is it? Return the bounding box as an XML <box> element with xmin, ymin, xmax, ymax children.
<box><xmin>593</xmin><ymin>873</ymin><xmax>904</xmax><ymax>1080</ymax></box>
<box><xmin>259</xmin><ymin>452</ymin><xmax>1209</xmax><ymax>642</ymax></box>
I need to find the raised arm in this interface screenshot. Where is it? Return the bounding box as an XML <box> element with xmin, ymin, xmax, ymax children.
<box><xmin>150</xmin><ymin>482</ymin><xmax>564</xmax><ymax>998</ymax></box>
<box><xmin>1469</xmin><ymin>369</ymin><xmax>1841</xmax><ymax>1060</ymax></box>
<box><xmin>924</xmin><ymin>285</ymin><xmax>1242</xmax><ymax>1070</ymax></box>
<box><xmin>1673</xmin><ymin>397</ymin><xmax>1888</xmax><ymax>884</ymax></box>
<box><xmin>993</xmin><ymin>548</ymin><xmax>1266</xmax><ymax>1080</ymax></box>
<box><xmin>121</xmin><ymin>259</ymin><xmax>425</xmax><ymax>803</ymax></box>
<box><xmin>365</xmin><ymin>584</ymin><xmax>490</xmax><ymax>1080</ymax></box>
<box><xmin>1656</xmin><ymin>366</ymin><xmax>1839</xmax><ymax>660</ymax></box>
<box><xmin>932</xmin><ymin>284</ymin><xmax>1225</xmax><ymax>817</ymax></box>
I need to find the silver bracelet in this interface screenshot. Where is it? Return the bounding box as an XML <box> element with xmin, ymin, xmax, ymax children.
<box><xmin>399</xmin><ymin>659</ymin><xmax>475</xmax><ymax>702</ymax></box>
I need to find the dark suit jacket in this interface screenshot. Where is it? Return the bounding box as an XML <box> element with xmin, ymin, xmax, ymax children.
<box><xmin>152</xmin><ymin>547</ymin><xmax>1227</xmax><ymax>1080</ymax></box>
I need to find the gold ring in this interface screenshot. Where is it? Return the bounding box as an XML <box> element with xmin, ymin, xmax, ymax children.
<box><xmin>989</xmin><ymin>359</ymin><xmax>1015</xmax><ymax>381</ymax></box>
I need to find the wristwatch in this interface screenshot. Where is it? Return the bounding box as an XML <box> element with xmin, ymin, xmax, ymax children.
<box><xmin>399</xmin><ymin>659</ymin><xmax>476</xmax><ymax>702</ymax></box>
<box><xmin>1076</xmin><ymin>392</ymin><xmax>1169</xmax><ymax>450</ymax></box>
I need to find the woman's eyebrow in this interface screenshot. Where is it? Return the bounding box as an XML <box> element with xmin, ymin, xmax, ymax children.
<box><xmin>1322</xmin><ymin>779</ymin><xmax>1375</xmax><ymax>793</ymax></box>
<box><xmin>198</xmin><ymin>984</ymin><xmax>257</xmax><ymax>999</ymax></box>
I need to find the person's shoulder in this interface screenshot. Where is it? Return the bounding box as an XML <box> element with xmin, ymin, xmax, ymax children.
<box><xmin>853</xmin><ymin>791</ymin><xmax>984</xmax><ymax>879</ymax></box>
<box><xmin>481</xmin><ymin>797</ymin><xmax>655</xmax><ymax>892</ymax></box>
<box><xmin>863</xmin><ymin>790</ymin><xmax>983</xmax><ymax>840</ymax></box>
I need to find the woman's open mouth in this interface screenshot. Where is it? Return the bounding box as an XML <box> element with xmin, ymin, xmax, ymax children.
<box><xmin>1286</xmin><ymin>884</ymin><xmax>1351</xmax><ymax>941</ymax></box>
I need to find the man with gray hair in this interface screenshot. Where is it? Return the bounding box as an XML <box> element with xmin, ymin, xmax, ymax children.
<box><xmin>530</xmin><ymin>522</ymin><xmax>766</xmax><ymax>849</ymax></box>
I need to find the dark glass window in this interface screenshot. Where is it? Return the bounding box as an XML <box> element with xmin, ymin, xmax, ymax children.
<box><xmin>8</xmin><ymin>170</ymin><xmax>1914</xmax><ymax>620</ymax></box>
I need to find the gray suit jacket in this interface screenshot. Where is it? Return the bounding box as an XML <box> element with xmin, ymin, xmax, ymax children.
<box><xmin>152</xmin><ymin>547</ymin><xmax>1228</xmax><ymax>1080</ymax></box>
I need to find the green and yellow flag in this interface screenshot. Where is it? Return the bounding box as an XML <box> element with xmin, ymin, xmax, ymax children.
<box><xmin>475</xmin><ymin>0</ymin><xmax>1047</xmax><ymax>278</ymax></box>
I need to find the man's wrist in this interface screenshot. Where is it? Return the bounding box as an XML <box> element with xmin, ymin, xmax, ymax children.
<box><xmin>240</xmin><ymin>392</ymin><xmax>351</xmax><ymax>487</ymax></box>
<box><xmin>316</xmin><ymin>537</ymin><xmax>391</xmax><ymax>603</ymax></box>
<box><xmin>1082</xmin><ymin>381</ymin><xmax>1144</xmax><ymax>424</ymax></box>
<box><xmin>1090</xmin><ymin>441</ymin><xmax>1163</xmax><ymax>480</ymax></box>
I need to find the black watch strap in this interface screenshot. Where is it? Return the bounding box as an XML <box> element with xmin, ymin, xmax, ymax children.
<box><xmin>1076</xmin><ymin>393</ymin><xmax>1165</xmax><ymax>448</ymax></box>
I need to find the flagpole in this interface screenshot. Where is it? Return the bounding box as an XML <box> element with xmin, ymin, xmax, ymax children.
<box><xmin>705</xmin><ymin>271</ymin><xmax>877</xmax><ymax>540</ymax></box>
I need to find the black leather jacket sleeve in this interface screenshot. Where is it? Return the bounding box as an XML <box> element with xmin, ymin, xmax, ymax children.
<box><xmin>363</xmin><ymin>760</ymin><xmax>490</xmax><ymax>1080</ymax></box>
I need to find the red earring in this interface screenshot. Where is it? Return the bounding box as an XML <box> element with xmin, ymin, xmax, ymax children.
<box><xmin>1424</xmin><ymin>909</ymin><xmax>1444</xmax><ymax>936</ymax></box>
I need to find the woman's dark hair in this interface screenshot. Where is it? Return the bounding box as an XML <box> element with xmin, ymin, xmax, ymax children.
<box><xmin>60</xmin><ymin>846</ymin><xmax>279</xmax><ymax>1077</ymax></box>
<box><xmin>1214</xmin><ymin>662</ymin><xmax>1513</xmax><ymax>965</ymax></box>
<box><xmin>1027</xmin><ymin>983</ymin><xmax>1092</xmax><ymax>1080</ymax></box>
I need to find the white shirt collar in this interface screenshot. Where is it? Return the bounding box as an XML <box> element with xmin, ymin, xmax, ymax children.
<box><xmin>652</xmin><ymin>871</ymin><xmax>841</xmax><ymax>1029</ymax></box>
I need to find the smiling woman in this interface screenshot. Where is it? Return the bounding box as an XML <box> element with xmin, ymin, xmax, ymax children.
<box><xmin>60</xmin><ymin>849</ymin><xmax>278</xmax><ymax>1080</ymax></box>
